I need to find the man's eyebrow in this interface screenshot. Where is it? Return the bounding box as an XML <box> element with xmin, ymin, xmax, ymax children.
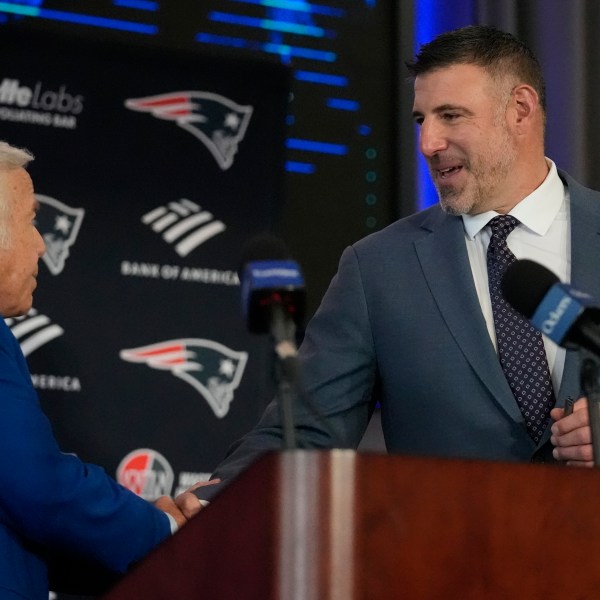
<box><xmin>413</xmin><ymin>104</ymin><xmax>474</xmax><ymax>117</ymax></box>
<box><xmin>434</xmin><ymin>103</ymin><xmax>473</xmax><ymax>114</ymax></box>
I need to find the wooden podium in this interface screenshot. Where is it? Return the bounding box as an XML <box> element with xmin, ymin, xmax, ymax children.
<box><xmin>102</xmin><ymin>451</ymin><xmax>600</xmax><ymax>599</ymax></box>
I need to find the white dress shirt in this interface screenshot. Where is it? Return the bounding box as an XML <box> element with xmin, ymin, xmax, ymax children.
<box><xmin>461</xmin><ymin>159</ymin><xmax>570</xmax><ymax>395</ymax></box>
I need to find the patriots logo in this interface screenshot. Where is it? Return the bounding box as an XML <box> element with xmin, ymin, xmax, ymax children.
<box><xmin>120</xmin><ymin>338</ymin><xmax>248</xmax><ymax>418</ymax></box>
<box><xmin>124</xmin><ymin>91</ymin><xmax>253</xmax><ymax>170</ymax></box>
<box><xmin>35</xmin><ymin>194</ymin><xmax>85</xmax><ymax>275</ymax></box>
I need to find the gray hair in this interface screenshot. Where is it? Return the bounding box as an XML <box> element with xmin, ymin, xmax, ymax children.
<box><xmin>0</xmin><ymin>142</ymin><xmax>34</xmax><ymax>248</ymax></box>
<box><xmin>0</xmin><ymin>141</ymin><xmax>34</xmax><ymax>168</ymax></box>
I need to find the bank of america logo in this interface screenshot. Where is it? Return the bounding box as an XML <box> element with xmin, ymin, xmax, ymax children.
<box><xmin>142</xmin><ymin>199</ymin><xmax>226</xmax><ymax>257</ymax></box>
<box><xmin>5</xmin><ymin>308</ymin><xmax>64</xmax><ymax>356</ymax></box>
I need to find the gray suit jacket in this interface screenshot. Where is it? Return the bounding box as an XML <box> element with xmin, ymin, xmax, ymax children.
<box><xmin>206</xmin><ymin>169</ymin><xmax>600</xmax><ymax>489</ymax></box>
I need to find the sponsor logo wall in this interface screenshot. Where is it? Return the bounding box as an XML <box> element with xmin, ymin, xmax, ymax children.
<box><xmin>0</xmin><ymin>33</ymin><xmax>288</xmax><ymax>497</ymax></box>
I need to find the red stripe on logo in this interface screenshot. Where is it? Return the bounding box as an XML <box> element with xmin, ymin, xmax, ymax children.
<box><xmin>136</xmin><ymin>344</ymin><xmax>184</xmax><ymax>357</ymax></box>
<box><xmin>131</xmin><ymin>95</ymin><xmax>188</xmax><ymax>107</ymax></box>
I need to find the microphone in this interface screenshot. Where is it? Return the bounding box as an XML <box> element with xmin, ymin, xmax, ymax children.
<box><xmin>239</xmin><ymin>234</ymin><xmax>307</xmax><ymax>450</ymax></box>
<box><xmin>239</xmin><ymin>234</ymin><xmax>306</xmax><ymax>359</ymax></box>
<box><xmin>502</xmin><ymin>260</ymin><xmax>600</xmax><ymax>467</ymax></box>
<box><xmin>501</xmin><ymin>259</ymin><xmax>600</xmax><ymax>356</ymax></box>
<box><xmin>238</xmin><ymin>234</ymin><xmax>342</xmax><ymax>451</ymax></box>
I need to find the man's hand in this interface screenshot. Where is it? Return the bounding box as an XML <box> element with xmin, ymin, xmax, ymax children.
<box><xmin>154</xmin><ymin>495</ymin><xmax>188</xmax><ymax>529</ymax></box>
<box><xmin>550</xmin><ymin>397</ymin><xmax>594</xmax><ymax>467</ymax></box>
<box><xmin>174</xmin><ymin>479</ymin><xmax>221</xmax><ymax>520</ymax></box>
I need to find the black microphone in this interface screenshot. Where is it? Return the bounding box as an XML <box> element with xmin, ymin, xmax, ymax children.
<box><xmin>502</xmin><ymin>259</ymin><xmax>600</xmax><ymax>467</ymax></box>
<box><xmin>239</xmin><ymin>234</ymin><xmax>307</xmax><ymax>450</ymax></box>
<box><xmin>239</xmin><ymin>234</ymin><xmax>306</xmax><ymax>358</ymax></box>
<box><xmin>501</xmin><ymin>259</ymin><xmax>600</xmax><ymax>356</ymax></box>
<box><xmin>238</xmin><ymin>234</ymin><xmax>342</xmax><ymax>451</ymax></box>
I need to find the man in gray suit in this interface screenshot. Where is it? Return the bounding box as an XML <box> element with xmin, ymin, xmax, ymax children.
<box><xmin>179</xmin><ymin>25</ymin><xmax>596</xmax><ymax>514</ymax></box>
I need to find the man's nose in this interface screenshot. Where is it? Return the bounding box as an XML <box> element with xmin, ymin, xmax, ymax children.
<box><xmin>35</xmin><ymin>228</ymin><xmax>45</xmax><ymax>257</ymax></box>
<box><xmin>419</xmin><ymin>120</ymin><xmax>448</xmax><ymax>158</ymax></box>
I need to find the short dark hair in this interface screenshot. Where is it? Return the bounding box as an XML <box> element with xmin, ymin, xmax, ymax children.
<box><xmin>406</xmin><ymin>25</ymin><xmax>546</xmax><ymax>113</ymax></box>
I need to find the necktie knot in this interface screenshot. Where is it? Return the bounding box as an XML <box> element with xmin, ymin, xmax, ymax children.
<box><xmin>487</xmin><ymin>215</ymin><xmax>520</xmax><ymax>276</ymax></box>
<box><xmin>488</xmin><ymin>214</ymin><xmax>520</xmax><ymax>244</ymax></box>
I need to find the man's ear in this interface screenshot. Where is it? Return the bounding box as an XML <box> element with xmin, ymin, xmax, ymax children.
<box><xmin>511</xmin><ymin>84</ymin><xmax>539</xmax><ymax>129</ymax></box>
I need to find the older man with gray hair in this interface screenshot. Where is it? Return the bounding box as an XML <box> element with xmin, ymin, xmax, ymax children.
<box><xmin>0</xmin><ymin>141</ymin><xmax>196</xmax><ymax>599</ymax></box>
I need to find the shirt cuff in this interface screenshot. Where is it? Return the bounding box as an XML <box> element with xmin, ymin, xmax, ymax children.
<box><xmin>166</xmin><ymin>513</ymin><xmax>179</xmax><ymax>534</ymax></box>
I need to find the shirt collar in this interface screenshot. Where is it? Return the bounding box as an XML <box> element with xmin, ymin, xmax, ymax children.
<box><xmin>462</xmin><ymin>159</ymin><xmax>564</xmax><ymax>240</ymax></box>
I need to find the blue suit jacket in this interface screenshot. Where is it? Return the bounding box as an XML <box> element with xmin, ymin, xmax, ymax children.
<box><xmin>208</xmin><ymin>170</ymin><xmax>600</xmax><ymax>486</ymax></box>
<box><xmin>0</xmin><ymin>319</ymin><xmax>170</xmax><ymax>599</ymax></box>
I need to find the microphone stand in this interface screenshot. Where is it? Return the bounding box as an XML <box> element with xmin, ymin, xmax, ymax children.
<box><xmin>580</xmin><ymin>356</ymin><xmax>600</xmax><ymax>467</ymax></box>
<box><xmin>270</xmin><ymin>304</ymin><xmax>299</xmax><ymax>451</ymax></box>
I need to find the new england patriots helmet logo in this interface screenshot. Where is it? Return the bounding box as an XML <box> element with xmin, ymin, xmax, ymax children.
<box><xmin>35</xmin><ymin>194</ymin><xmax>85</xmax><ymax>275</ymax></box>
<box><xmin>120</xmin><ymin>338</ymin><xmax>248</xmax><ymax>418</ymax></box>
<box><xmin>124</xmin><ymin>91</ymin><xmax>253</xmax><ymax>170</ymax></box>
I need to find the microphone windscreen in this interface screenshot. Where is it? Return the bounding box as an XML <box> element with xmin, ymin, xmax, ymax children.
<box><xmin>501</xmin><ymin>259</ymin><xmax>560</xmax><ymax>318</ymax></box>
<box><xmin>238</xmin><ymin>233</ymin><xmax>290</xmax><ymax>279</ymax></box>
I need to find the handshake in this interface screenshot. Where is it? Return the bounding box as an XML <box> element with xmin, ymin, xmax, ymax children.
<box><xmin>153</xmin><ymin>479</ymin><xmax>221</xmax><ymax>530</ymax></box>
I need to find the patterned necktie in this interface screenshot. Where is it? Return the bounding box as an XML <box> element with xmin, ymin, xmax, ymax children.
<box><xmin>487</xmin><ymin>215</ymin><xmax>556</xmax><ymax>443</ymax></box>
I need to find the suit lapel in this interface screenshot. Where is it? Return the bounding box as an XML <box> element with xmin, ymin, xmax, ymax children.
<box><xmin>558</xmin><ymin>171</ymin><xmax>600</xmax><ymax>400</ymax></box>
<box><xmin>414</xmin><ymin>210</ymin><xmax>524</xmax><ymax>422</ymax></box>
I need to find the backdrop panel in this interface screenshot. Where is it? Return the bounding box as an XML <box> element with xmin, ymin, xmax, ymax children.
<box><xmin>0</xmin><ymin>30</ymin><xmax>289</xmax><ymax>501</ymax></box>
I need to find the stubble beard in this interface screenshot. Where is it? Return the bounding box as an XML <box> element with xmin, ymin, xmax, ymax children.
<box><xmin>437</xmin><ymin>179</ymin><xmax>474</xmax><ymax>216</ymax></box>
<box><xmin>434</xmin><ymin>126</ymin><xmax>517</xmax><ymax>217</ymax></box>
